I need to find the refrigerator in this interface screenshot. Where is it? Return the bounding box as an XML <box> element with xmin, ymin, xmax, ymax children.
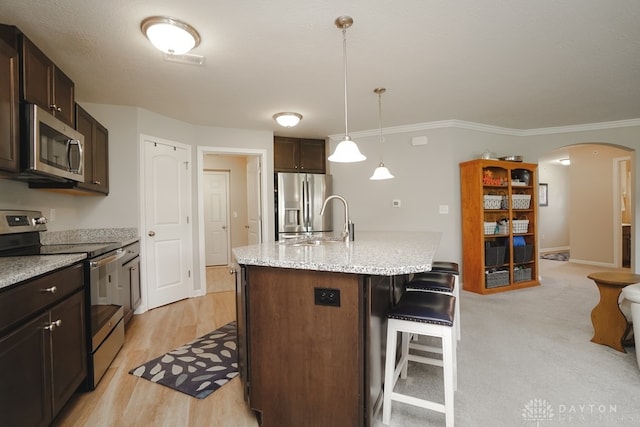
<box><xmin>275</xmin><ymin>173</ymin><xmax>332</xmax><ymax>239</ymax></box>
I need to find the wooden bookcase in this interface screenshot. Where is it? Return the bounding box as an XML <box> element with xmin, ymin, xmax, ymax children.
<box><xmin>460</xmin><ymin>159</ymin><xmax>540</xmax><ymax>294</ymax></box>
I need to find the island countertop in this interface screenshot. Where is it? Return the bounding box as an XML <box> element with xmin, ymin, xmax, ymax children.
<box><xmin>232</xmin><ymin>231</ymin><xmax>441</xmax><ymax>275</ymax></box>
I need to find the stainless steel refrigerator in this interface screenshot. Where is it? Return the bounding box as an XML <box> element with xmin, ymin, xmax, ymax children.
<box><xmin>275</xmin><ymin>173</ymin><xmax>332</xmax><ymax>239</ymax></box>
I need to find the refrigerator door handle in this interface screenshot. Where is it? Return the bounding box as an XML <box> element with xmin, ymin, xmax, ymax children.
<box><xmin>303</xmin><ymin>177</ymin><xmax>310</xmax><ymax>230</ymax></box>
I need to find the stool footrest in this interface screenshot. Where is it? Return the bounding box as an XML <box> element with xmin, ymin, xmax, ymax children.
<box><xmin>408</xmin><ymin>353</ymin><xmax>444</xmax><ymax>367</ymax></box>
<box><xmin>390</xmin><ymin>392</ymin><xmax>445</xmax><ymax>414</ymax></box>
<box><xmin>409</xmin><ymin>343</ymin><xmax>443</xmax><ymax>355</ymax></box>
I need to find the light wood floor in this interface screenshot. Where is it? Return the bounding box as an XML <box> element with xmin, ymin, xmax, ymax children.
<box><xmin>53</xmin><ymin>291</ymin><xmax>259</xmax><ymax>427</ymax></box>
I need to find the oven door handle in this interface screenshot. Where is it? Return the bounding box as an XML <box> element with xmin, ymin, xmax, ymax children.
<box><xmin>89</xmin><ymin>249</ymin><xmax>126</xmax><ymax>269</ymax></box>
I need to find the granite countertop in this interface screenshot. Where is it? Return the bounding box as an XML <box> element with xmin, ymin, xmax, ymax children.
<box><xmin>0</xmin><ymin>228</ymin><xmax>139</xmax><ymax>291</ymax></box>
<box><xmin>232</xmin><ymin>231</ymin><xmax>442</xmax><ymax>275</ymax></box>
<box><xmin>0</xmin><ymin>254</ymin><xmax>87</xmax><ymax>290</ymax></box>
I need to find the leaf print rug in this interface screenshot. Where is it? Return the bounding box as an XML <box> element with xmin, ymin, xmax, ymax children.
<box><xmin>129</xmin><ymin>321</ymin><xmax>238</xmax><ymax>399</ymax></box>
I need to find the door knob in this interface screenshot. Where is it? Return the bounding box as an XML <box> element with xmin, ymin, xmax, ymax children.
<box><xmin>148</xmin><ymin>231</ymin><xmax>156</xmax><ymax>236</ymax></box>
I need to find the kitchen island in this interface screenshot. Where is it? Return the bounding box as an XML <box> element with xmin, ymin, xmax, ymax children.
<box><xmin>232</xmin><ymin>231</ymin><xmax>441</xmax><ymax>427</ymax></box>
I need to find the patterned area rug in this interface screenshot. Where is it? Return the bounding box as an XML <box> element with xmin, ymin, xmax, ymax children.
<box><xmin>540</xmin><ymin>252</ymin><xmax>570</xmax><ymax>261</ymax></box>
<box><xmin>129</xmin><ymin>321</ymin><xmax>238</xmax><ymax>399</ymax></box>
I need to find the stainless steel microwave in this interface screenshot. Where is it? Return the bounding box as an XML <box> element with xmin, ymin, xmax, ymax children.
<box><xmin>24</xmin><ymin>104</ymin><xmax>84</xmax><ymax>182</ymax></box>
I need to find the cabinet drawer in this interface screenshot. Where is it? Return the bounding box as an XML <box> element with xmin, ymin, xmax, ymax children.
<box><xmin>0</xmin><ymin>263</ymin><xmax>83</xmax><ymax>334</ymax></box>
<box><xmin>120</xmin><ymin>241</ymin><xmax>140</xmax><ymax>264</ymax></box>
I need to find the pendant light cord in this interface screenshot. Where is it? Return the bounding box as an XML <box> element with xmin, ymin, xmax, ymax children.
<box><xmin>342</xmin><ymin>27</ymin><xmax>349</xmax><ymax>137</ymax></box>
<box><xmin>378</xmin><ymin>91</ymin><xmax>384</xmax><ymax>162</ymax></box>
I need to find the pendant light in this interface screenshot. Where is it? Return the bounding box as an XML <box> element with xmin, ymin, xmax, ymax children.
<box><xmin>370</xmin><ymin>88</ymin><xmax>394</xmax><ymax>180</ymax></box>
<box><xmin>328</xmin><ymin>16</ymin><xmax>366</xmax><ymax>163</ymax></box>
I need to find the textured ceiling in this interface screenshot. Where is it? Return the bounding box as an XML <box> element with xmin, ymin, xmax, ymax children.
<box><xmin>1</xmin><ymin>0</ymin><xmax>639</xmax><ymax>138</ymax></box>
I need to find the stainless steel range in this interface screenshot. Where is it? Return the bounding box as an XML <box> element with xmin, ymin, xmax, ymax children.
<box><xmin>0</xmin><ymin>209</ymin><xmax>126</xmax><ymax>390</ymax></box>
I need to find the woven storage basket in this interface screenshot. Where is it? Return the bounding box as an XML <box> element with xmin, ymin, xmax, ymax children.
<box><xmin>512</xmin><ymin>218</ymin><xmax>529</xmax><ymax>234</ymax></box>
<box><xmin>486</xmin><ymin>269</ymin><xmax>509</xmax><ymax>288</ymax></box>
<box><xmin>514</xmin><ymin>267</ymin><xmax>532</xmax><ymax>282</ymax></box>
<box><xmin>483</xmin><ymin>195</ymin><xmax>502</xmax><ymax>210</ymax></box>
<box><xmin>511</xmin><ymin>194</ymin><xmax>531</xmax><ymax>209</ymax></box>
<box><xmin>484</xmin><ymin>221</ymin><xmax>496</xmax><ymax>235</ymax></box>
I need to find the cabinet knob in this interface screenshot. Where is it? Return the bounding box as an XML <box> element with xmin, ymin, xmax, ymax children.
<box><xmin>49</xmin><ymin>104</ymin><xmax>62</xmax><ymax>112</ymax></box>
<box><xmin>41</xmin><ymin>286</ymin><xmax>58</xmax><ymax>294</ymax></box>
<box><xmin>229</xmin><ymin>267</ymin><xmax>236</xmax><ymax>275</ymax></box>
<box><xmin>92</xmin><ymin>180</ymin><xmax>101</xmax><ymax>185</ymax></box>
<box><xmin>148</xmin><ymin>231</ymin><xmax>156</xmax><ymax>236</ymax></box>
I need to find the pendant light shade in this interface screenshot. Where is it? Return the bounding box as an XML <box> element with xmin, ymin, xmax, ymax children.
<box><xmin>328</xmin><ymin>16</ymin><xmax>366</xmax><ymax>163</ymax></box>
<box><xmin>369</xmin><ymin>88</ymin><xmax>394</xmax><ymax>180</ymax></box>
<box><xmin>141</xmin><ymin>16</ymin><xmax>201</xmax><ymax>55</ymax></box>
<box><xmin>370</xmin><ymin>163</ymin><xmax>395</xmax><ymax>180</ymax></box>
<box><xmin>329</xmin><ymin>136</ymin><xmax>366</xmax><ymax>163</ymax></box>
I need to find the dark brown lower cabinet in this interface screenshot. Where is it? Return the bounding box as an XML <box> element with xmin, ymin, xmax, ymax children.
<box><xmin>237</xmin><ymin>265</ymin><xmax>402</xmax><ymax>427</ymax></box>
<box><xmin>0</xmin><ymin>272</ymin><xmax>86</xmax><ymax>427</ymax></box>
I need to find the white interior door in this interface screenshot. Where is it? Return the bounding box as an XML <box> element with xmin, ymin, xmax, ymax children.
<box><xmin>143</xmin><ymin>137</ymin><xmax>192</xmax><ymax>310</ymax></box>
<box><xmin>247</xmin><ymin>157</ymin><xmax>262</xmax><ymax>244</ymax></box>
<box><xmin>204</xmin><ymin>171</ymin><xmax>229</xmax><ymax>266</ymax></box>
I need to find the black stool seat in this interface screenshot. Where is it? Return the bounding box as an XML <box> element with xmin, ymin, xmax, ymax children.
<box><xmin>430</xmin><ymin>261</ymin><xmax>459</xmax><ymax>275</ymax></box>
<box><xmin>388</xmin><ymin>292</ymin><xmax>455</xmax><ymax>326</ymax></box>
<box><xmin>406</xmin><ymin>271</ymin><xmax>455</xmax><ymax>293</ymax></box>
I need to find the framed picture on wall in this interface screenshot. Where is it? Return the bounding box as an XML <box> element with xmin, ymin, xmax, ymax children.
<box><xmin>539</xmin><ymin>183</ymin><xmax>548</xmax><ymax>207</ymax></box>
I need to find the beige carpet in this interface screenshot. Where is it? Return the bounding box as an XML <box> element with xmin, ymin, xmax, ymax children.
<box><xmin>372</xmin><ymin>260</ymin><xmax>640</xmax><ymax>426</ymax></box>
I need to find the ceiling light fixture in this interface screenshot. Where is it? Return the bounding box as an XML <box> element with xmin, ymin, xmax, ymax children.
<box><xmin>328</xmin><ymin>16</ymin><xmax>366</xmax><ymax>163</ymax></box>
<box><xmin>141</xmin><ymin>16</ymin><xmax>201</xmax><ymax>55</ymax></box>
<box><xmin>560</xmin><ymin>158</ymin><xmax>571</xmax><ymax>166</ymax></box>
<box><xmin>273</xmin><ymin>112</ymin><xmax>303</xmax><ymax>128</ymax></box>
<box><xmin>370</xmin><ymin>88</ymin><xmax>394</xmax><ymax>180</ymax></box>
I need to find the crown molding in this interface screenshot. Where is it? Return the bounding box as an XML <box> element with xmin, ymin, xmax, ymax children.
<box><xmin>328</xmin><ymin>118</ymin><xmax>640</xmax><ymax>141</ymax></box>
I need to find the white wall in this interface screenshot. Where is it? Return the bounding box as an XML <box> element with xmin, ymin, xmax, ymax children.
<box><xmin>328</xmin><ymin>123</ymin><xmax>640</xmax><ymax>267</ymax></box>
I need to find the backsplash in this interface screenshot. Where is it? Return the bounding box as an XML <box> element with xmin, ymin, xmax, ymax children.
<box><xmin>40</xmin><ymin>228</ymin><xmax>138</xmax><ymax>244</ymax></box>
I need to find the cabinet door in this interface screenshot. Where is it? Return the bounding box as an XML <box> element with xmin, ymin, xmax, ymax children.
<box><xmin>0</xmin><ymin>32</ymin><xmax>19</xmax><ymax>174</ymax></box>
<box><xmin>129</xmin><ymin>257</ymin><xmax>141</xmax><ymax>313</ymax></box>
<box><xmin>76</xmin><ymin>105</ymin><xmax>109</xmax><ymax>194</ymax></box>
<box><xmin>22</xmin><ymin>37</ymin><xmax>53</xmax><ymax>111</ymax></box>
<box><xmin>299</xmin><ymin>139</ymin><xmax>325</xmax><ymax>173</ymax></box>
<box><xmin>0</xmin><ymin>311</ymin><xmax>52</xmax><ymax>427</ymax></box>
<box><xmin>52</xmin><ymin>68</ymin><xmax>75</xmax><ymax>127</ymax></box>
<box><xmin>119</xmin><ymin>258</ymin><xmax>133</xmax><ymax>324</ymax></box>
<box><xmin>50</xmin><ymin>291</ymin><xmax>87</xmax><ymax>417</ymax></box>
<box><xmin>92</xmin><ymin>121</ymin><xmax>109</xmax><ymax>193</ymax></box>
<box><xmin>273</xmin><ymin>136</ymin><xmax>300</xmax><ymax>172</ymax></box>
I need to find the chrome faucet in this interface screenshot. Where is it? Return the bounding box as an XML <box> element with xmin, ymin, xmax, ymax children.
<box><xmin>320</xmin><ymin>195</ymin><xmax>354</xmax><ymax>241</ymax></box>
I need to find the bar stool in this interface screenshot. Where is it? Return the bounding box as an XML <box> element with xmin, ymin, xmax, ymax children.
<box><xmin>383</xmin><ymin>291</ymin><xmax>456</xmax><ymax>426</ymax></box>
<box><xmin>409</xmin><ymin>270</ymin><xmax>460</xmax><ymax>342</ymax></box>
<box><xmin>414</xmin><ymin>261</ymin><xmax>461</xmax><ymax>340</ymax></box>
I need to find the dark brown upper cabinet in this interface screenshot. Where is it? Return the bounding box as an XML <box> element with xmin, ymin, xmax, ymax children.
<box><xmin>75</xmin><ymin>105</ymin><xmax>109</xmax><ymax>195</ymax></box>
<box><xmin>22</xmin><ymin>36</ymin><xmax>75</xmax><ymax>127</ymax></box>
<box><xmin>0</xmin><ymin>26</ymin><xmax>20</xmax><ymax>175</ymax></box>
<box><xmin>274</xmin><ymin>137</ymin><xmax>326</xmax><ymax>173</ymax></box>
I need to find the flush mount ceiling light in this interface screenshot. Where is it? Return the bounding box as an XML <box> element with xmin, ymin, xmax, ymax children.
<box><xmin>273</xmin><ymin>112</ymin><xmax>303</xmax><ymax>128</ymax></box>
<box><xmin>141</xmin><ymin>16</ymin><xmax>201</xmax><ymax>55</ymax></box>
<box><xmin>328</xmin><ymin>16</ymin><xmax>366</xmax><ymax>163</ymax></box>
<box><xmin>560</xmin><ymin>158</ymin><xmax>571</xmax><ymax>165</ymax></box>
<box><xmin>370</xmin><ymin>88</ymin><xmax>394</xmax><ymax>180</ymax></box>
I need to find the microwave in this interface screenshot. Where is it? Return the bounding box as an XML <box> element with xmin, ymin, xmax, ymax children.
<box><xmin>23</xmin><ymin>104</ymin><xmax>85</xmax><ymax>182</ymax></box>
